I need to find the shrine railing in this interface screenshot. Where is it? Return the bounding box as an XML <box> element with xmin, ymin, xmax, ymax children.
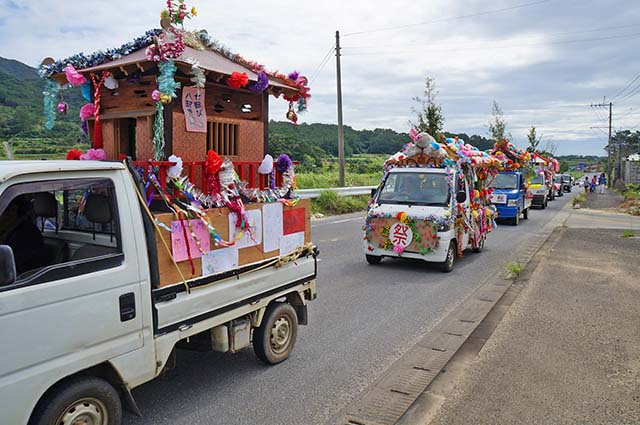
<box><xmin>132</xmin><ymin>160</ymin><xmax>298</xmax><ymax>195</ymax></box>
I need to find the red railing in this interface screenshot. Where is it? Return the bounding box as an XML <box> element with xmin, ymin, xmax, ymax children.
<box><xmin>133</xmin><ymin>160</ymin><xmax>297</xmax><ymax>195</ymax></box>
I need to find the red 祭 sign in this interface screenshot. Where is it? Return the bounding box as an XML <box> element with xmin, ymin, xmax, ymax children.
<box><xmin>283</xmin><ymin>208</ymin><xmax>306</xmax><ymax>235</ymax></box>
<box><xmin>390</xmin><ymin>222</ymin><xmax>413</xmax><ymax>247</ymax></box>
<box><xmin>182</xmin><ymin>87</ymin><xmax>207</xmax><ymax>133</ymax></box>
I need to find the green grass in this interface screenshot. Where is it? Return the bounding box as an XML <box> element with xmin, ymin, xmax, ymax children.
<box><xmin>296</xmin><ymin>171</ymin><xmax>380</xmax><ymax>189</ymax></box>
<box><xmin>311</xmin><ymin>190</ymin><xmax>370</xmax><ymax>215</ymax></box>
<box><xmin>572</xmin><ymin>192</ymin><xmax>586</xmax><ymax>206</ymax></box>
<box><xmin>621</xmin><ymin>230</ymin><xmax>636</xmax><ymax>238</ymax></box>
<box><xmin>506</xmin><ymin>262</ymin><xmax>524</xmax><ymax>279</ymax></box>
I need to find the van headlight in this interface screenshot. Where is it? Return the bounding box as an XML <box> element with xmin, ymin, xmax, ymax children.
<box><xmin>507</xmin><ymin>199</ymin><xmax>518</xmax><ymax>207</ymax></box>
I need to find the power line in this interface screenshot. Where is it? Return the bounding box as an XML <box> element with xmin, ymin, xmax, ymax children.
<box><xmin>609</xmin><ymin>71</ymin><xmax>640</xmax><ymax>102</ymax></box>
<box><xmin>342</xmin><ymin>0</ymin><xmax>552</xmax><ymax>37</ymax></box>
<box><xmin>309</xmin><ymin>44</ymin><xmax>336</xmax><ymax>84</ymax></box>
<box><xmin>342</xmin><ymin>32</ymin><xmax>640</xmax><ymax>56</ymax></box>
<box><xmin>343</xmin><ymin>23</ymin><xmax>640</xmax><ymax>50</ymax></box>
<box><xmin>614</xmin><ymin>82</ymin><xmax>640</xmax><ymax>105</ymax></box>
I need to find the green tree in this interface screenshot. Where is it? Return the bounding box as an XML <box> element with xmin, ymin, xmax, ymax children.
<box><xmin>488</xmin><ymin>100</ymin><xmax>507</xmax><ymax>142</ymax></box>
<box><xmin>411</xmin><ymin>77</ymin><xmax>444</xmax><ymax>141</ymax></box>
<box><xmin>526</xmin><ymin>126</ymin><xmax>540</xmax><ymax>152</ymax></box>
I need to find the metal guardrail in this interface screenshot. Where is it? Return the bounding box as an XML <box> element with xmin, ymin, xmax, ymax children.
<box><xmin>298</xmin><ymin>186</ymin><xmax>376</xmax><ymax>199</ymax></box>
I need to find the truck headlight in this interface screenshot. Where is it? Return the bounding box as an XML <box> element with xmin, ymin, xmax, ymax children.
<box><xmin>437</xmin><ymin>222</ymin><xmax>450</xmax><ymax>232</ymax></box>
<box><xmin>507</xmin><ymin>199</ymin><xmax>518</xmax><ymax>207</ymax></box>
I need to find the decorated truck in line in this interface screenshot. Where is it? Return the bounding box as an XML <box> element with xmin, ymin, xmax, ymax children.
<box><xmin>488</xmin><ymin>140</ymin><xmax>534</xmax><ymax>225</ymax></box>
<box><xmin>531</xmin><ymin>152</ymin><xmax>560</xmax><ymax>206</ymax></box>
<box><xmin>0</xmin><ymin>156</ymin><xmax>317</xmax><ymax>425</ymax></box>
<box><xmin>364</xmin><ymin>131</ymin><xmax>499</xmax><ymax>272</ymax></box>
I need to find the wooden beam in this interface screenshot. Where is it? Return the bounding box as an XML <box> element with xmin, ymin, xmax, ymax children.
<box><xmin>119</xmin><ymin>66</ymin><xmax>129</xmax><ymax>76</ymax></box>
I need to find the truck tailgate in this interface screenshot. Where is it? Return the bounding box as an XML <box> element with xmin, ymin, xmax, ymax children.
<box><xmin>153</xmin><ymin>255</ymin><xmax>316</xmax><ymax>334</ymax></box>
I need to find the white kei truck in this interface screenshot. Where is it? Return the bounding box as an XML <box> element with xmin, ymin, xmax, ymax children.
<box><xmin>0</xmin><ymin>160</ymin><xmax>317</xmax><ymax>425</ymax></box>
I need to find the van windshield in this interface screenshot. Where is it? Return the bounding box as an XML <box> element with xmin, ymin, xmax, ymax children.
<box><xmin>378</xmin><ymin>172</ymin><xmax>450</xmax><ymax>206</ymax></box>
<box><xmin>531</xmin><ymin>174</ymin><xmax>545</xmax><ymax>185</ymax></box>
<box><xmin>489</xmin><ymin>173</ymin><xmax>518</xmax><ymax>190</ymax></box>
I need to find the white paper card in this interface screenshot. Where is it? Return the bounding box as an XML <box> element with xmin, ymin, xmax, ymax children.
<box><xmin>228</xmin><ymin>209</ymin><xmax>262</xmax><ymax>249</ymax></box>
<box><xmin>262</xmin><ymin>203</ymin><xmax>283</xmax><ymax>253</ymax></box>
<box><xmin>201</xmin><ymin>247</ymin><xmax>239</xmax><ymax>276</ymax></box>
<box><xmin>279</xmin><ymin>231</ymin><xmax>305</xmax><ymax>255</ymax></box>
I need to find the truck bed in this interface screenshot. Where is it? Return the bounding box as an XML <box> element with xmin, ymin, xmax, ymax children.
<box><xmin>152</xmin><ymin>251</ymin><xmax>317</xmax><ymax>335</ymax></box>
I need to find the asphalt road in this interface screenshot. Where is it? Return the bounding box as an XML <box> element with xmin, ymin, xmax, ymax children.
<box><xmin>125</xmin><ymin>193</ymin><xmax>573</xmax><ymax>425</ymax></box>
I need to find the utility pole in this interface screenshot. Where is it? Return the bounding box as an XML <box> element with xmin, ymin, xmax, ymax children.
<box><xmin>335</xmin><ymin>30</ymin><xmax>345</xmax><ymax>187</ymax></box>
<box><xmin>590</xmin><ymin>101</ymin><xmax>613</xmax><ymax>187</ymax></box>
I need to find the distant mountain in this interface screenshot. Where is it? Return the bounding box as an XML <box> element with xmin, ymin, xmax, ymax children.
<box><xmin>0</xmin><ymin>57</ymin><xmax>39</xmax><ymax>81</ymax></box>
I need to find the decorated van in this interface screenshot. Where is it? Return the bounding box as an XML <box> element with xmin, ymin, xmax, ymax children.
<box><xmin>364</xmin><ymin>132</ymin><xmax>499</xmax><ymax>272</ymax></box>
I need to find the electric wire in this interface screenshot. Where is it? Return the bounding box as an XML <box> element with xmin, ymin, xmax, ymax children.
<box><xmin>342</xmin><ymin>0</ymin><xmax>552</xmax><ymax>37</ymax></box>
<box><xmin>609</xmin><ymin>71</ymin><xmax>640</xmax><ymax>102</ymax></box>
<box><xmin>309</xmin><ymin>44</ymin><xmax>335</xmax><ymax>84</ymax></box>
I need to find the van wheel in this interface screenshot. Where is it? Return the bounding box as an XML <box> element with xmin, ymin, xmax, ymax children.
<box><xmin>522</xmin><ymin>208</ymin><xmax>529</xmax><ymax>220</ymax></box>
<box><xmin>543</xmin><ymin>198</ymin><xmax>548</xmax><ymax>209</ymax></box>
<box><xmin>512</xmin><ymin>209</ymin><xmax>520</xmax><ymax>226</ymax></box>
<box><xmin>253</xmin><ymin>302</ymin><xmax>298</xmax><ymax>365</ymax></box>
<box><xmin>366</xmin><ymin>254</ymin><xmax>382</xmax><ymax>265</ymax></box>
<box><xmin>32</xmin><ymin>377</ymin><xmax>122</xmax><ymax>425</ymax></box>
<box><xmin>439</xmin><ymin>242</ymin><xmax>456</xmax><ymax>273</ymax></box>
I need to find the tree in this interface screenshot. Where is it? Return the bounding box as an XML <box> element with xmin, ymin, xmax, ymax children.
<box><xmin>488</xmin><ymin>100</ymin><xmax>506</xmax><ymax>142</ymax></box>
<box><xmin>411</xmin><ymin>77</ymin><xmax>444</xmax><ymax>141</ymax></box>
<box><xmin>526</xmin><ymin>126</ymin><xmax>541</xmax><ymax>152</ymax></box>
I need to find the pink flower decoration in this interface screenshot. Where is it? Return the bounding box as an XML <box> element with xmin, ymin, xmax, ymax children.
<box><xmin>63</xmin><ymin>64</ymin><xmax>87</xmax><ymax>86</ymax></box>
<box><xmin>393</xmin><ymin>244</ymin><xmax>404</xmax><ymax>254</ymax></box>
<box><xmin>79</xmin><ymin>103</ymin><xmax>96</xmax><ymax>119</ymax></box>
<box><xmin>152</xmin><ymin>90</ymin><xmax>162</xmax><ymax>101</ymax></box>
<box><xmin>80</xmin><ymin>148</ymin><xmax>107</xmax><ymax>161</ymax></box>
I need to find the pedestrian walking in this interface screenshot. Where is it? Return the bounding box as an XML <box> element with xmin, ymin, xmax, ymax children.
<box><xmin>590</xmin><ymin>176</ymin><xmax>597</xmax><ymax>193</ymax></box>
<box><xmin>598</xmin><ymin>172</ymin><xmax>606</xmax><ymax>194</ymax></box>
<box><xmin>584</xmin><ymin>176</ymin><xmax>589</xmax><ymax>193</ymax></box>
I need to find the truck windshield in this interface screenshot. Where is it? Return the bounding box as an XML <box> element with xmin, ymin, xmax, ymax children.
<box><xmin>489</xmin><ymin>173</ymin><xmax>518</xmax><ymax>190</ymax></box>
<box><xmin>531</xmin><ymin>174</ymin><xmax>545</xmax><ymax>185</ymax></box>
<box><xmin>378</xmin><ymin>172</ymin><xmax>450</xmax><ymax>206</ymax></box>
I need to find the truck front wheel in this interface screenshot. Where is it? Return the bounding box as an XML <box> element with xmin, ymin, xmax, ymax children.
<box><xmin>32</xmin><ymin>377</ymin><xmax>122</xmax><ymax>425</ymax></box>
<box><xmin>253</xmin><ymin>302</ymin><xmax>298</xmax><ymax>365</ymax></box>
<box><xmin>523</xmin><ymin>208</ymin><xmax>529</xmax><ymax>220</ymax></box>
<box><xmin>439</xmin><ymin>241</ymin><xmax>456</xmax><ymax>273</ymax></box>
<box><xmin>366</xmin><ymin>254</ymin><xmax>382</xmax><ymax>265</ymax></box>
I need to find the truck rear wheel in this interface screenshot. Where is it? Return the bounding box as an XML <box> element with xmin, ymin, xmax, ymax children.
<box><xmin>32</xmin><ymin>377</ymin><xmax>122</xmax><ymax>425</ymax></box>
<box><xmin>253</xmin><ymin>302</ymin><xmax>298</xmax><ymax>365</ymax></box>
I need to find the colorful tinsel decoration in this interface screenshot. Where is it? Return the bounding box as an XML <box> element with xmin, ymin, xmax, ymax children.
<box><xmin>157</xmin><ymin>59</ymin><xmax>181</xmax><ymax>103</ymax></box>
<box><xmin>152</xmin><ymin>102</ymin><xmax>165</xmax><ymax>161</ymax></box>
<box><xmin>43</xmin><ymin>80</ymin><xmax>60</xmax><ymax>130</ymax></box>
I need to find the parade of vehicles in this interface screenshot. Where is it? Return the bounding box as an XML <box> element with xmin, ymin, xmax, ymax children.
<box><xmin>560</xmin><ymin>174</ymin><xmax>573</xmax><ymax>192</ymax></box>
<box><xmin>364</xmin><ymin>132</ymin><xmax>499</xmax><ymax>272</ymax></box>
<box><xmin>0</xmin><ymin>161</ymin><xmax>317</xmax><ymax>425</ymax></box>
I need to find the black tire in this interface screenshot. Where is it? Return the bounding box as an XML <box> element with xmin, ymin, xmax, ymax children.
<box><xmin>542</xmin><ymin>198</ymin><xmax>547</xmax><ymax>209</ymax></box>
<box><xmin>439</xmin><ymin>241</ymin><xmax>456</xmax><ymax>273</ymax></box>
<box><xmin>32</xmin><ymin>377</ymin><xmax>122</xmax><ymax>425</ymax></box>
<box><xmin>522</xmin><ymin>208</ymin><xmax>529</xmax><ymax>220</ymax></box>
<box><xmin>512</xmin><ymin>209</ymin><xmax>520</xmax><ymax>226</ymax></box>
<box><xmin>365</xmin><ymin>254</ymin><xmax>382</xmax><ymax>265</ymax></box>
<box><xmin>253</xmin><ymin>302</ymin><xmax>298</xmax><ymax>365</ymax></box>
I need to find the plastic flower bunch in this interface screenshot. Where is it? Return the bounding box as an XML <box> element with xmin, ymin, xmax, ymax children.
<box><xmin>161</xmin><ymin>0</ymin><xmax>196</xmax><ymax>25</ymax></box>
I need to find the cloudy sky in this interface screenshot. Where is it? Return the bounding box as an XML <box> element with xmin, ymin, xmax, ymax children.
<box><xmin>1</xmin><ymin>0</ymin><xmax>639</xmax><ymax>155</ymax></box>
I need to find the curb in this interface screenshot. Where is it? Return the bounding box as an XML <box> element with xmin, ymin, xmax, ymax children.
<box><xmin>330</xmin><ymin>205</ymin><xmax>571</xmax><ymax>425</ymax></box>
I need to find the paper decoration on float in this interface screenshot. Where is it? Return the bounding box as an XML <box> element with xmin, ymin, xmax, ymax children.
<box><xmin>228</xmin><ymin>209</ymin><xmax>262</xmax><ymax>249</ymax></box>
<box><xmin>182</xmin><ymin>86</ymin><xmax>206</xmax><ymax>132</ymax></box>
<box><xmin>262</xmin><ymin>202</ymin><xmax>283</xmax><ymax>253</ymax></box>
<box><xmin>201</xmin><ymin>246</ymin><xmax>238</xmax><ymax>276</ymax></box>
<box><xmin>279</xmin><ymin>232</ymin><xmax>304</xmax><ymax>255</ymax></box>
<box><xmin>170</xmin><ymin>219</ymin><xmax>210</xmax><ymax>262</ymax></box>
<box><xmin>283</xmin><ymin>208</ymin><xmax>305</xmax><ymax>235</ymax></box>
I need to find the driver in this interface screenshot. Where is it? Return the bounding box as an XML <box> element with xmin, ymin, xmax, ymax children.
<box><xmin>424</xmin><ymin>177</ymin><xmax>449</xmax><ymax>203</ymax></box>
<box><xmin>0</xmin><ymin>195</ymin><xmax>47</xmax><ymax>275</ymax></box>
<box><xmin>397</xmin><ymin>175</ymin><xmax>421</xmax><ymax>200</ymax></box>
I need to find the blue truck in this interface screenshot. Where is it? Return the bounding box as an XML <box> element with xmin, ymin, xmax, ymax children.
<box><xmin>488</xmin><ymin>171</ymin><xmax>532</xmax><ymax>226</ymax></box>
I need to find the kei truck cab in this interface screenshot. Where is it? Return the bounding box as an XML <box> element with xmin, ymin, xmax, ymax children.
<box><xmin>0</xmin><ymin>158</ymin><xmax>317</xmax><ymax>425</ymax></box>
<box><xmin>488</xmin><ymin>171</ymin><xmax>532</xmax><ymax>225</ymax></box>
<box><xmin>364</xmin><ymin>132</ymin><xmax>499</xmax><ymax>272</ymax></box>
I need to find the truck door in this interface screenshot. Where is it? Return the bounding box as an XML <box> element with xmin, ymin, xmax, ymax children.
<box><xmin>0</xmin><ymin>171</ymin><xmax>144</xmax><ymax>420</ymax></box>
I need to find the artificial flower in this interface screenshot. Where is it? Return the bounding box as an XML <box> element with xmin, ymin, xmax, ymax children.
<box><xmin>79</xmin><ymin>103</ymin><xmax>95</xmax><ymax>119</ymax></box>
<box><xmin>226</xmin><ymin>72</ymin><xmax>249</xmax><ymax>89</ymax></box>
<box><xmin>63</xmin><ymin>64</ymin><xmax>87</xmax><ymax>86</ymax></box>
<box><xmin>79</xmin><ymin>148</ymin><xmax>106</xmax><ymax>161</ymax></box>
<box><xmin>205</xmin><ymin>150</ymin><xmax>223</xmax><ymax>175</ymax></box>
<box><xmin>66</xmin><ymin>148</ymin><xmax>83</xmax><ymax>160</ymax></box>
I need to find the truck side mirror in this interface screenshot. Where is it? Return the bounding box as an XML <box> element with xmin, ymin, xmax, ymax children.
<box><xmin>370</xmin><ymin>188</ymin><xmax>378</xmax><ymax>198</ymax></box>
<box><xmin>0</xmin><ymin>245</ymin><xmax>16</xmax><ymax>287</ymax></box>
<box><xmin>456</xmin><ymin>191</ymin><xmax>467</xmax><ymax>204</ymax></box>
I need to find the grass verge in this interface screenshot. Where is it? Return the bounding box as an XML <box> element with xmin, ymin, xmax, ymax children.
<box><xmin>621</xmin><ymin>230</ymin><xmax>636</xmax><ymax>238</ymax></box>
<box><xmin>572</xmin><ymin>192</ymin><xmax>586</xmax><ymax>207</ymax></box>
<box><xmin>311</xmin><ymin>190</ymin><xmax>369</xmax><ymax>216</ymax></box>
<box><xmin>506</xmin><ymin>262</ymin><xmax>524</xmax><ymax>279</ymax></box>
<box><xmin>620</xmin><ymin>183</ymin><xmax>640</xmax><ymax>216</ymax></box>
